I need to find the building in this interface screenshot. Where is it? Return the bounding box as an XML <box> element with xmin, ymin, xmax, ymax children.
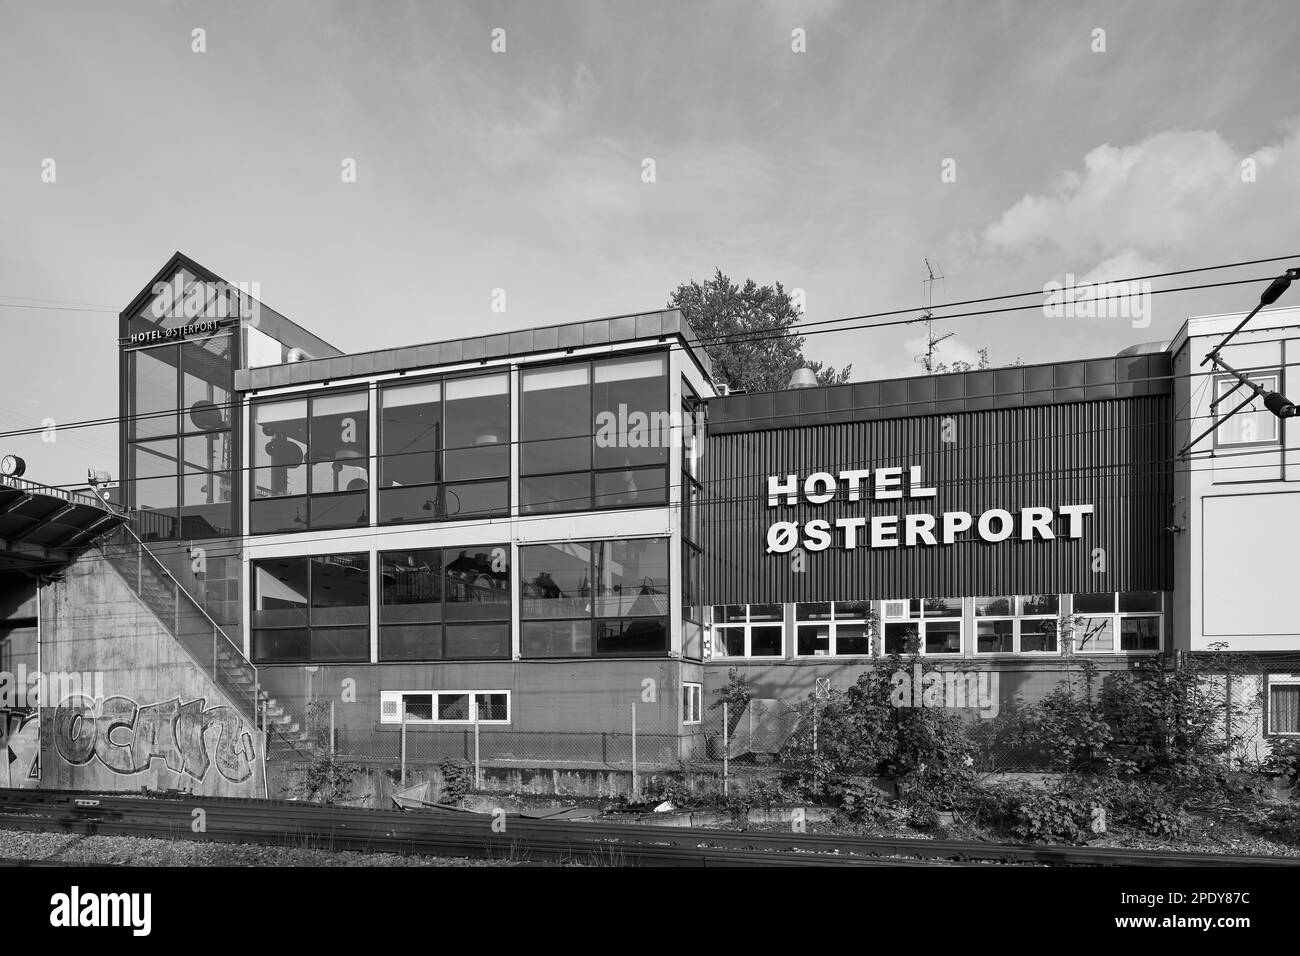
<box><xmin>1</xmin><ymin>253</ymin><xmax>1296</xmax><ymax>797</ymax></box>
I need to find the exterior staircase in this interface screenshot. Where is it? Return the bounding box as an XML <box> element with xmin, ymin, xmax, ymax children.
<box><xmin>90</xmin><ymin>521</ymin><xmax>318</xmax><ymax>761</ymax></box>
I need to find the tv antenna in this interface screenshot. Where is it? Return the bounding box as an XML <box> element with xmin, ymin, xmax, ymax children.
<box><xmin>915</xmin><ymin>258</ymin><xmax>952</xmax><ymax>373</ymax></box>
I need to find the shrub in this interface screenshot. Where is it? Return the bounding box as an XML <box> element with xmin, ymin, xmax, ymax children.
<box><xmin>436</xmin><ymin>757</ymin><xmax>473</xmax><ymax>804</ymax></box>
<box><xmin>780</xmin><ymin>652</ymin><xmax>976</xmax><ymax>807</ymax></box>
<box><xmin>1261</xmin><ymin>738</ymin><xmax>1300</xmax><ymax>792</ymax></box>
<box><xmin>1009</xmin><ymin>790</ymin><xmax>1099</xmax><ymax>844</ymax></box>
<box><xmin>286</xmin><ymin>755</ymin><xmax>362</xmax><ymax>806</ymax></box>
<box><xmin>1127</xmin><ymin>793</ymin><xmax>1192</xmax><ymax>839</ymax></box>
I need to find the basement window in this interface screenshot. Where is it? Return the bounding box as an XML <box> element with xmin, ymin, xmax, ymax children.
<box><xmin>683</xmin><ymin>683</ymin><xmax>702</xmax><ymax>725</ymax></box>
<box><xmin>379</xmin><ymin>690</ymin><xmax>511</xmax><ymax>725</ymax></box>
<box><xmin>1268</xmin><ymin>676</ymin><xmax>1300</xmax><ymax>736</ymax></box>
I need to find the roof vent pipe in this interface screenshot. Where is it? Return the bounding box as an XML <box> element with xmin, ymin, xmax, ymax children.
<box><xmin>788</xmin><ymin>367</ymin><xmax>818</xmax><ymax>389</ymax></box>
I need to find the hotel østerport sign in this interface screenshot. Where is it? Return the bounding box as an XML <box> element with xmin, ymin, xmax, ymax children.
<box><xmin>763</xmin><ymin>465</ymin><xmax>1094</xmax><ymax>554</ymax></box>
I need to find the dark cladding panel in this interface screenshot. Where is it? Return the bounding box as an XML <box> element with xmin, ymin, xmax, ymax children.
<box><xmin>701</xmin><ymin>396</ymin><xmax>1173</xmax><ymax>604</ymax></box>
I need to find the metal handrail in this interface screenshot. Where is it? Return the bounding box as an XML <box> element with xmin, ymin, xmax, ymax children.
<box><xmin>84</xmin><ymin>483</ymin><xmax>261</xmax><ymax>726</ymax></box>
<box><xmin>0</xmin><ymin>475</ymin><xmax>111</xmax><ymax>511</ymax></box>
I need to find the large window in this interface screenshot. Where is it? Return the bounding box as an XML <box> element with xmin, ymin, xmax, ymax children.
<box><xmin>974</xmin><ymin>594</ymin><xmax>1060</xmax><ymax>654</ymax></box>
<box><xmin>379</xmin><ymin>373</ymin><xmax>509</xmax><ymax>524</ymax></box>
<box><xmin>710</xmin><ymin>605</ymin><xmax>784</xmax><ymax>658</ymax></box>
<box><xmin>1268</xmin><ymin>676</ymin><xmax>1300</xmax><ymax>736</ymax></box>
<box><xmin>252</xmin><ymin>553</ymin><xmax>370</xmax><ymax>663</ymax></box>
<box><xmin>795</xmin><ymin>602</ymin><xmax>874</xmax><ymax>656</ymax></box>
<box><xmin>1215</xmin><ymin>373</ymin><xmax>1281</xmax><ymax>447</ymax></box>
<box><xmin>251</xmin><ymin>390</ymin><xmax>369</xmax><ymax>533</ymax></box>
<box><xmin>379</xmin><ymin>545</ymin><xmax>511</xmax><ymax>661</ymax></box>
<box><xmin>520</xmin><ymin>354</ymin><xmax>669</xmax><ymax>514</ymax></box>
<box><xmin>681</xmin><ymin>379</ymin><xmax>704</xmax><ymax>624</ymax></box>
<box><xmin>1071</xmin><ymin>591</ymin><xmax>1163</xmax><ymax>653</ymax></box>
<box><xmin>883</xmin><ymin>598</ymin><xmax>962</xmax><ymax>655</ymax></box>
<box><xmin>126</xmin><ymin>334</ymin><xmax>235</xmax><ymax>540</ymax></box>
<box><xmin>520</xmin><ymin>538</ymin><xmax>670</xmax><ymax>658</ymax></box>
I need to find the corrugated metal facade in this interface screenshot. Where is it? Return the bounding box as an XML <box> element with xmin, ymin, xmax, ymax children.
<box><xmin>702</xmin><ymin>393</ymin><xmax>1174</xmax><ymax>604</ymax></box>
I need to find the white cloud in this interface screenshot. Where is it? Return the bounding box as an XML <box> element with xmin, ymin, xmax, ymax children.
<box><xmin>979</xmin><ymin>125</ymin><xmax>1300</xmax><ymax>280</ymax></box>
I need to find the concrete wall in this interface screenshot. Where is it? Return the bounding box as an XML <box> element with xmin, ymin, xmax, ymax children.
<box><xmin>38</xmin><ymin>552</ymin><xmax>266</xmax><ymax>798</ymax></box>
<box><xmin>259</xmin><ymin>657</ymin><xmax>705</xmax><ymax>776</ymax></box>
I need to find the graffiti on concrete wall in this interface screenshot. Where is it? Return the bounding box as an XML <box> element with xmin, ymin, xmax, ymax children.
<box><xmin>0</xmin><ymin>710</ymin><xmax>40</xmax><ymax>788</ymax></box>
<box><xmin>53</xmin><ymin>695</ymin><xmax>258</xmax><ymax>784</ymax></box>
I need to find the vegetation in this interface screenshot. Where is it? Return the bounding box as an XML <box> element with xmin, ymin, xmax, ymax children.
<box><xmin>668</xmin><ymin>269</ymin><xmax>850</xmax><ymax>393</ymax></box>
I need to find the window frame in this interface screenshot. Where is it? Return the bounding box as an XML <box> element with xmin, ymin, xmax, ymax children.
<box><xmin>519</xmin><ymin>536</ymin><xmax>672</xmax><ymax>659</ymax></box>
<box><xmin>793</xmin><ymin>601</ymin><xmax>875</xmax><ymax>657</ymax></box>
<box><xmin>1213</xmin><ymin>370</ymin><xmax>1282</xmax><ymax>450</ymax></box>
<box><xmin>709</xmin><ymin>604</ymin><xmax>785</xmax><ymax>659</ymax></box>
<box><xmin>1070</xmin><ymin>592</ymin><xmax>1164</xmax><ymax>655</ymax></box>
<box><xmin>972</xmin><ymin>594</ymin><xmax>1061</xmax><ymax>655</ymax></box>
<box><xmin>124</xmin><ymin>332</ymin><xmax>237</xmax><ymax>540</ymax></box>
<box><xmin>882</xmin><ymin>598</ymin><xmax>963</xmax><ymax>656</ymax></box>
<box><xmin>377</xmin><ymin>369</ymin><xmax>512</xmax><ymax>526</ymax></box>
<box><xmin>519</xmin><ymin>350</ymin><xmax>671</xmax><ymax>515</ymax></box>
<box><xmin>683</xmin><ymin>682</ymin><xmax>702</xmax><ymax>725</ymax></box>
<box><xmin>379</xmin><ymin>690</ymin><xmax>512</xmax><ymax>726</ymax></box>
<box><xmin>681</xmin><ymin>377</ymin><xmax>704</xmax><ymax>624</ymax></box>
<box><xmin>249</xmin><ymin>386</ymin><xmax>371</xmax><ymax>534</ymax></box>
<box><xmin>377</xmin><ymin>544</ymin><xmax>512</xmax><ymax>662</ymax></box>
<box><xmin>251</xmin><ymin>552</ymin><xmax>371</xmax><ymax>664</ymax></box>
<box><xmin>1266</xmin><ymin>674</ymin><xmax>1300</xmax><ymax>737</ymax></box>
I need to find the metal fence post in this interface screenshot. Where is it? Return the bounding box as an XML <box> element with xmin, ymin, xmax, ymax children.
<box><xmin>473</xmin><ymin>698</ymin><xmax>481</xmax><ymax>790</ymax></box>
<box><xmin>400</xmin><ymin>707</ymin><xmax>408</xmax><ymax>786</ymax></box>
<box><xmin>723</xmin><ymin>702</ymin><xmax>729</xmax><ymax>796</ymax></box>
<box><xmin>630</xmin><ymin>703</ymin><xmax>638</xmax><ymax>799</ymax></box>
<box><xmin>136</xmin><ymin>547</ymin><xmax>142</xmax><ymax>593</ymax></box>
<box><xmin>330</xmin><ymin>699</ymin><xmax>336</xmax><ymax>757</ymax></box>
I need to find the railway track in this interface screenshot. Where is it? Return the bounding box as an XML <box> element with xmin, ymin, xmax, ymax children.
<box><xmin>0</xmin><ymin>788</ymin><xmax>1294</xmax><ymax>867</ymax></box>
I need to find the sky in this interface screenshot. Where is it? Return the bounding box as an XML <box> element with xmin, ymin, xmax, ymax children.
<box><xmin>1</xmin><ymin>0</ymin><xmax>1298</xmax><ymax>485</ymax></box>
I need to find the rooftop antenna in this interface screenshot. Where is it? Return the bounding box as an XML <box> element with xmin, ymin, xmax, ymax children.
<box><xmin>915</xmin><ymin>258</ymin><xmax>952</xmax><ymax>374</ymax></box>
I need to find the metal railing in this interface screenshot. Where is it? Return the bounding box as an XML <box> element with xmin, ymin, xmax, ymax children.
<box><xmin>0</xmin><ymin>474</ymin><xmax>110</xmax><ymax>510</ymax></box>
<box><xmin>83</xmin><ymin>486</ymin><xmax>262</xmax><ymax>728</ymax></box>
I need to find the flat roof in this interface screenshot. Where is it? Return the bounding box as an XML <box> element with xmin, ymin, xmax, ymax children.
<box><xmin>233</xmin><ymin>307</ymin><xmax>714</xmax><ymax>392</ymax></box>
<box><xmin>706</xmin><ymin>351</ymin><xmax>1173</xmax><ymax>434</ymax></box>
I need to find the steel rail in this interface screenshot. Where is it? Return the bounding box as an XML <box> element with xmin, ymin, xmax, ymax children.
<box><xmin>0</xmin><ymin>788</ymin><xmax>1294</xmax><ymax>867</ymax></box>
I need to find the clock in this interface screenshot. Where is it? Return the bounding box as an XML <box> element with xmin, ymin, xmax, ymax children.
<box><xmin>0</xmin><ymin>454</ymin><xmax>26</xmax><ymax>478</ymax></box>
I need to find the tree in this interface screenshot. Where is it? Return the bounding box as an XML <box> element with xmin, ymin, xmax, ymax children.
<box><xmin>668</xmin><ymin>269</ymin><xmax>851</xmax><ymax>393</ymax></box>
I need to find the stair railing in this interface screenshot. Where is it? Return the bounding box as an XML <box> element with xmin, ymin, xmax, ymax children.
<box><xmin>83</xmin><ymin>486</ymin><xmax>261</xmax><ymax>731</ymax></box>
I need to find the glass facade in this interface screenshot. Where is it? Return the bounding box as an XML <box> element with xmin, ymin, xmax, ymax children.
<box><xmin>520</xmin><ymin>355</ymin><xmax>669</xmax><ymax>513</ymax></box>
<box><xmin>379</xmin><ymin>545</ymin><xmax>511</xmax><ymax>660</ymax></box>
<box><xmin>250</xmin><ymin>390</ymin><xmax>369</xmax><ymax>533</ymax></box>
<box><xmin>519</xmin><ymin>537</ymin><xmax>670</xmax><ymax>657</ymax></box>
<box><xmin>251</xmin><ymin>553</ymin><xmax>370</xmax><ymax>663</ymax></box>
<box><xmin>125</xmin><ymin>332</ymin><xmax>235</xmax><ymax>540</ymax></box>
<box><xmin>378</xmin><ymin>373</ymin><xmax>509</xmax><ymax>524</ymax></box>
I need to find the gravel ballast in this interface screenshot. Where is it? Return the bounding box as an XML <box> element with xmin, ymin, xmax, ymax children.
<box><xmin>0</xmin><ymin>827</ymin><xmax>510</xmax><ymax>867</ymax></box>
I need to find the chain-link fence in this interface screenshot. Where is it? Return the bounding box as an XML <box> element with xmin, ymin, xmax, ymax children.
<box><xmin>265</xmin><ymin>689</ymin><xmax>1062</xmax><ymax>806</ymax></box>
